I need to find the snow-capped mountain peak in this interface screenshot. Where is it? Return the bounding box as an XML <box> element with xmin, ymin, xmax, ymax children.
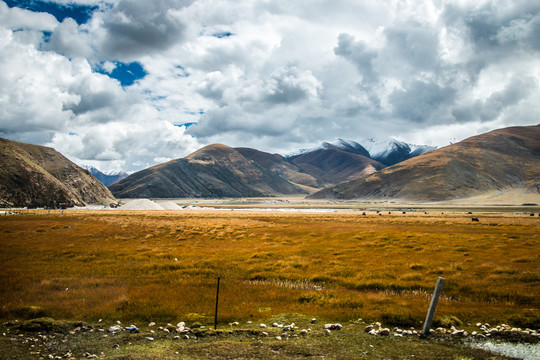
<box><xmin>286</xmin><ymin>139</ymin><xmax>369</xmax><ymax>158</ymax></box>
<box><xmin>285</xmin><ymin>137</ymin><xmax>436</xmax><ymax>166</ymax></box>
<box><xmin>360</xmin><ymin>137</ymin><xmax>410</xmax><ymax>158</ymax></box>
<box><xmin>359</xmin><ymin>137</ymin><xmax>436</xmax><ymax>165</ymax></box>
<box><xmin>82</xmin><ymin>165</ymin><xmax>129</xmax><ymax>187</ymax></box>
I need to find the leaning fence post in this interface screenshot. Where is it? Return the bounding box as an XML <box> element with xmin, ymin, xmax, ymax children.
<box><xmin>421</xmin><ymin>277</ymin><xmax>444</xmax><ymax>338</ymax></box>
<box><xmin>214</xmin><ymin>277</ymin><xmax>220</xmax><ymax>330</ymax></box>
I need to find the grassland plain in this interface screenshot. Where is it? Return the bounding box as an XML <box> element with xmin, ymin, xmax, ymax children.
<box><xmin>1</xmin><ymin>209</ymin><xmax>539</xmax><ymax>325</ymax></box>
<box><xmin>0</xmin><ymin>209</ymin><xmax>538</xmax><ymax>358</ymax></box>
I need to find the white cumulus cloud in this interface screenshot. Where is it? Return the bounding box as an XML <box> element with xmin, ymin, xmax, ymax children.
<box><xmin>0</xmin><ymin>0</ymin><xmax>539</xmax><ymax>171</ymax></box>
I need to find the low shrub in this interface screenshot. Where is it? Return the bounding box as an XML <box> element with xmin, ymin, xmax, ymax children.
<box><xmin>381</xmin><ymin>312</ymin><xmax>422</xmax><ymax>328</ymax></box>
<box><xmin>11</xmin><ymin>305</ymin><xmax>49</xmax><ymax>320</ymax></box>
<box><xmin>433</xmin><ymin>315</ymin><xmax>462</xmax><ymax>328</ymax></box>
<box><xmin>509</xmin><ymin>312</ymin><xmax>540</xmax><ymax>329</ymax></box>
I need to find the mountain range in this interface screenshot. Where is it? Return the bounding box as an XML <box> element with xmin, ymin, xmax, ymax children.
<box><xmin>2</xmin><ymin>125</ymin><xmax>538</xmax><ymax>204</ymax></box>
<box><xmin>110</xmin><ymin>125</ymin><xmax>539</xmax><ymax>202</ymax></box>
<box><xmin>109</xmin><ymin>137</ymin><xmax>433</xmax><ymax>198</ymax></box>
<box><xmin>310</xmin><ymin>125</ymin><xmax>540</xmax><ymax>202</ymax></box>
<box><xmin>0</xmin><ymin>137</ymin><xmax>116</xmax><ymax>207</ymax></box>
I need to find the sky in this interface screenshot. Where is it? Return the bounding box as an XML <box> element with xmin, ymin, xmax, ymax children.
<box><xmin>1</xmin><ymin>0</ymin><xmax>539</xmax><ymax>173</ymax></box>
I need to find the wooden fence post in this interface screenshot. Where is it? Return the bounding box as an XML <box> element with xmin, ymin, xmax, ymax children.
<box><xmin>421</xmin><ymin>277</ymin><xmax>444</xmax><ymax>338</ymax></box>
<box><xmin>214</xmin><ymin>277</ymin><xmax>220</xmax><ymax>330</ymax></box>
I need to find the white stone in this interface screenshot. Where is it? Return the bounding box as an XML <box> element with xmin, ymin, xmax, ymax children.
<box><xmin>108</xmin><ymin>325</ymin><xmax>121</xmax><ymax>333</ymax></box>
<box><xmin>365</xmin><ymin>325</ymin><xmax>374</xmax><ymax>332</ymax></box>
<box><xmin>324</xmin><ymin>324</ymin><xmax>342</xmax><ymax>330</ymax></box>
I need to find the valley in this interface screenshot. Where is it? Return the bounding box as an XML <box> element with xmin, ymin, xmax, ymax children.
<box><xmin>0</xmin><ymin>125</ymin><xmax>539</xmax><ymax>359</ymax></box>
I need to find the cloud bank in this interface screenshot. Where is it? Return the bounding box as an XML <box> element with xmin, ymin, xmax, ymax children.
<box><xmin>1</xmin><ymin>0</ymin><xmax>539</xmax><ymax>172</ymax></box>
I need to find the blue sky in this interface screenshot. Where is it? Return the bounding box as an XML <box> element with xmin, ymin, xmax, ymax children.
<box><xmin>4</xmin><ymin>0</ymin><xmax>96</xmax><ymax>24</ymax></box>
<box><xmin>95</xmin><ymin>61</ymin><xmax>147</xmax><ymax>86</ymax></box>
<box><xmin>6</xmin><ymin>1</ymin><xmax>147</xmax><ymax>86</ymax></box>
<box><xmin>1</xmin><ymin>0</ymin><xmax>539</xmax><ymax>173</ymax></box>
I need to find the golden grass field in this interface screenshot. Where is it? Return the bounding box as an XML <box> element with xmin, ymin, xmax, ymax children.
<box><xmin>1</xmin><ymin>208</ymin><xmax>539</xmax><ymax>329</ymax></box>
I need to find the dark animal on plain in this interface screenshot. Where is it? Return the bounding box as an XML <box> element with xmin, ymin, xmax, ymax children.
<box><xmin>471</xmin><ymin>217</ymin><xmax>479</xmax><ymax>222</ymax></box>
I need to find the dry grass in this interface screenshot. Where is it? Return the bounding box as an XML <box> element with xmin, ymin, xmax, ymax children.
<box><xmin>0</xmin><ymin>209</ymin><xmax>538</xmax><ymax>328</ymax></box>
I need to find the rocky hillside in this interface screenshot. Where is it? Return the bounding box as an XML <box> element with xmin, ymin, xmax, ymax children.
<box><xmin>0</xmin><ymin>137</ymin><xmax>116</xmax><ymax>207</ymax></box>
<box><xmin>109</xmin><ymin>144</ymin><xmax>313</xmax><ymax>198</ymax></box>
<box><xmin>309</xmin><ymin>125</ymin><xmax>540</xmax><ymax>202</ymax></box>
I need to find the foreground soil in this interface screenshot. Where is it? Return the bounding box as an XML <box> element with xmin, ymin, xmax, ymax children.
<box><xmin>1</xmin><ymin>317</ymin><xmax>533</xmax><ymax>360</ymax></box>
